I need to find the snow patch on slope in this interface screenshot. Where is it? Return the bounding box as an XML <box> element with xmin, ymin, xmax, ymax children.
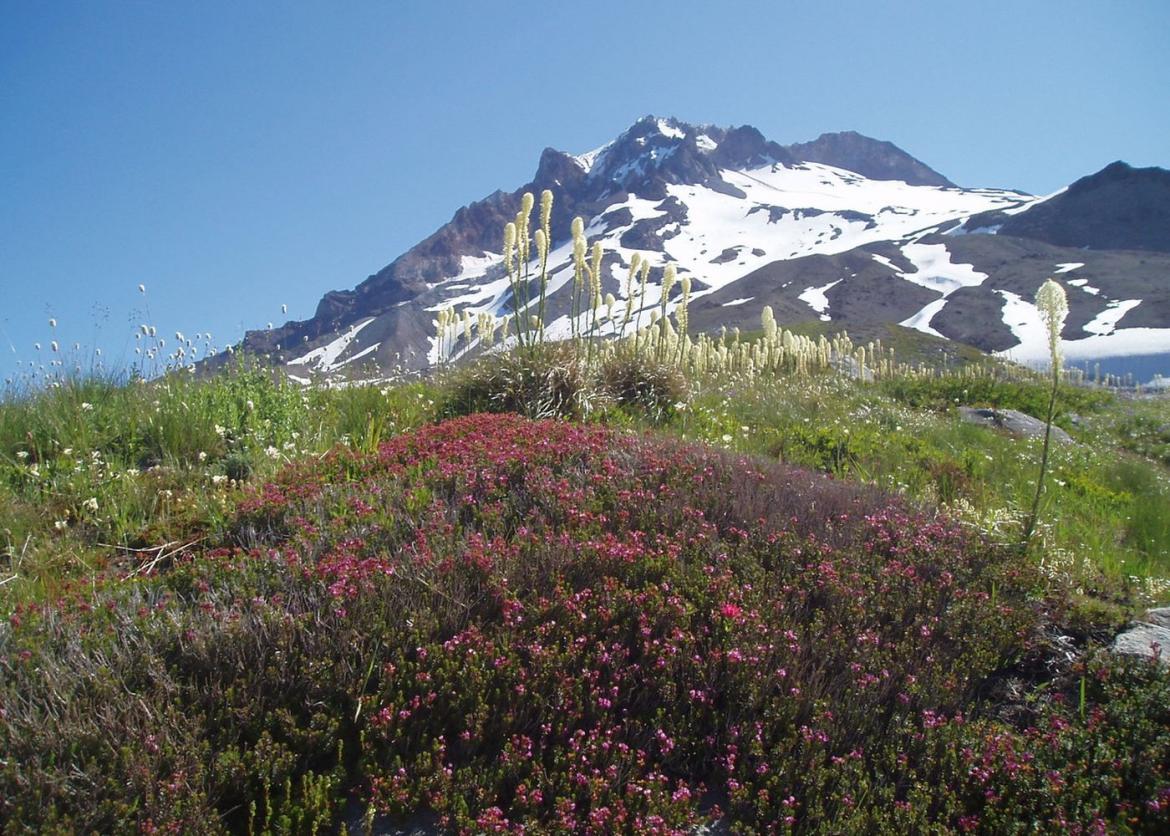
<box><xmin>288</xmin><ymin>318</ymin><xmax>376</xmax><ymax>373</ymax></box>
<box><xmin>798</xmin><ymin>279</ymin><xmax>842</xmax><ymax>321</ymax></box>
<box><xmin>896</xmin><ymin>243</ymin><xmax>988</xmax><ymax>295</ymax></box>
<box><xmin>893</xmin><ymin>243</ymin><xmax>988</xmax><ymax>335</ymax></box>
<box><xmin>900</xmin><ymin>300</ymin><xmax>949</xmax><ymax>338</ymax></box>
<box><xmin>995</xmin><ymin>293</ymin><xmax>1170</xmax><ymax>364</ymax></box>
<box><xmin>1084</xmin><ymin>300</ymin><xmax>1142</xmax><ymax>336</ymax></box>
<box><xmin>657</xmin><ymin>118</ymin><xmax>685</xmax><ymax>140</ymax></box>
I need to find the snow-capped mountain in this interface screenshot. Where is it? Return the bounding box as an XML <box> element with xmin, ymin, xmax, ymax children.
<box><xmin>235</xmin><ymin>116</ymin><xmax>1170</xmax><ymax>380</ymax></box>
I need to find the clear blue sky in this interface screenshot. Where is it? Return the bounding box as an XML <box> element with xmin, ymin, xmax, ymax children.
<box><xmin>2</xmin><ymin>0</ymin><xmax>1167</xmax><ymax>385</ymax></box>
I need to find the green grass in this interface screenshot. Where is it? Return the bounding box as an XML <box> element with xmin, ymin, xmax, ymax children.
<box><xmin>1</xmin><ymin>364</ymin><xmax>439</xmax><ymax>607</ymax></box>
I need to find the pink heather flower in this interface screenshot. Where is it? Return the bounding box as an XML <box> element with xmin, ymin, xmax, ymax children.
<box><xmin>719</xmin><ymin>602</ymin><xmax>742</xmax><ymax>619</ymax></box>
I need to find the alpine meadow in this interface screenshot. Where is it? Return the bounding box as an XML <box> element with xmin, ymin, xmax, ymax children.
<box><xmin>3</xmin><ymin>3</ymin><xmax>1170</xmax><ymax>833</ymax></box>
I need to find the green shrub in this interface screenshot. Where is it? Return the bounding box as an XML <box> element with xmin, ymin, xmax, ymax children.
<box><xmin>438</xmin><ymin>342</ymin><xmax>604</xmax><ymax>420</ymax></box>
<box><xmin>598</xmin><ymin>348</ymin><xmax>689</xmax><ymax>420</ymax></box>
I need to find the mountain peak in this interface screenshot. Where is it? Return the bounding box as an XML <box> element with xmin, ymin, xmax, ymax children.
<box><xmin>786</xmin><ymin>131</ymin><xmax>956</xmax><ymax>188</ymax></box>
<box><xmin>229</xmin><ymin>115</ymin><xmax>1170</xmax><ymax>382</ymax></box>
<box><xmin>997</xmin><ymin>160</ymin><xmax>1170</xmax><ymax>252</ymax></box>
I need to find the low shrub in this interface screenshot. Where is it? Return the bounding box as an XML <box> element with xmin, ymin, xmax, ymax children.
<box><xmin>880</xmin><ymin>374</ymin><xmax>1112</xmax><ymax>426</ymax></box>
<box><xmin>2</xmin><ymin>413</ymin><xmax>1167</xmax><ymax>832</ymax></box>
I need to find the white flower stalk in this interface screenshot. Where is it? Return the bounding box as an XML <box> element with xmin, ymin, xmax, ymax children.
<box><xmin>1036</xmin><ymin>278</ymin><xmax>1068</xmax><ymax>374</ymax></box>
<box><xmin>1024</xmin><ymin>277</ymin><xmax>1071</xmax><ymax>550</ymax></box>
<box><xmin>436</xmin><ymin>307</ymin><xmax>453</xmax><ymax>363</ymax></box>
<box><xmin>676</xmin><ymin>274</ymin><xmax>692</xmax><ymax>360</ymax></box>
<box><xmin>540</xmin><ymin>189</ymin><xmax>553</xmax><ymax>234</ymax></box>
<box><xmin>662</xmin><ymin>264</ymin><xmax>677</xmax><ymax>304</ymax></box>
<box><xmin>503</xmin><ymin>222</ymin><xmax>517</xmax><ymax>275</ymax></box>
<box><xmin>761</xmin><ymin>306</ymin><xmax>777</xmax><ymax>342</ymax></box>
<box><xmin>534</xmin><ymin>192</ymin><xmax>554</xmax><ymax>344</ymax></box>
<box><xmin>518</xmin><ymin>192</ymin><xmax>534</xmax><ymax>262</ymax></box>
<box><xmin>633</xmin><ymin>259</ymin><xmax>651</xmax><ymax>357</ymax></box>
<box><xmin>568</xmin><ymin>217</ymin><xmax>587</xmax><ymax>343</ymax></box>
<box><xmin>621</xmin><ymin>254</ymin><xmax>640</xmax><ymax>339</ymax></box>
<box><xmin>590</xmin><ymin>242</ymin><xmax>603</xmax><ymax>302</ymax></box>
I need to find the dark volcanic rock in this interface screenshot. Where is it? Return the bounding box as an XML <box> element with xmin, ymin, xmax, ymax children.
<box><xmin>710</xmin><ymin>125</ymin><xmax>794</xmax><ymax>169</ymax></box>
<box><xmin>687</xmin><ymin>249</ymin><xmax>938</xmax><ymax>335</ymax></box>
<box><xmin>997</xmin><ymin>161</ymin><xmax>1170</xmax><ymax>253</ymax></box>
<box><xmin>786</xmin><ymin>131</ymin><xmax>956</xmax><ymax>188</ymax></box>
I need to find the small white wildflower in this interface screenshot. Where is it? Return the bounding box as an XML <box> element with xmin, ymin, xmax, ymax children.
<box><xmin>83</xmin><ymin>497</ymin><xmax>99</xmax><ymax>512</ymax></box>
<box><xmin>265</xmin><ymin>445</ymin><xmax>280</xmax><ymax>459</ymax></box>
<box><xmin>62</xmin><ymin>447</ymin><xmax>73</xmax><ymax>456</ymax></box>
<box><xmin>246</xmin><ymin>399</ymin><xmax>254</xmax><ymax>411</ymax></box>
<box><xmin>214</xmin><ymin>424</ymin><xmax>227</xmax><ymax>437</ymax></box>
<box><xmin>16</xmin><ymin>450</ymin><xmax>28</xmax><ymax>460</ymax></box>
<box><xmin>211</xmin><ymin>474</ymin><xmax>227</xmax><ymax>485</ymax></box>
<box><xmin>80</xmin><ymin>401</ymin><xmax>93</xmax><ymax>411</ymax></box>
<box><xmin>198</xmin><ymin>451</ymin><xmax>208</xmax><ymax>462</ymax></box>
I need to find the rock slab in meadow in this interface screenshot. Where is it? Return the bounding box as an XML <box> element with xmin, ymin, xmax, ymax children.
<box><xmin>958</xmin><ymin>407</ymin><xmax>1073</xmax><ymax>443</ymax></box>
<box><xmin>1112</xmin><ymin>607</ymin><xmax>1170</xmax><ymax>663</ymax></box>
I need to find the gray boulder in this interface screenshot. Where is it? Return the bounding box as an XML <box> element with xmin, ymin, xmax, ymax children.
<box><xmin>1112</xmin><ymin>606</ymin><xmax>1170</xmax><ymax>663</ymax></box>
<box><xmin>958</xmin><ymin>407</ymin><xmax>1072</xmax><ymax>443</ymax></box>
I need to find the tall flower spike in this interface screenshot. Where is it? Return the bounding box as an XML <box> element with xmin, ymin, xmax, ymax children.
<box><xmin>662</xmin><ymin>264</ymin><xmax>677</xmax><ymax>306</ymax></box>
<box><xmin>535</xmin><ymin>228</ymin><xmax>548</xmax><ymax>261</ymax></box>
<box><xmin>503</xmin><ymin>222</ymin><xmax>517</xmax><ymax>274</ymax></box>
<box><xmin>590</xmin><ymin>242</ymin><xmax>603</xmax><ymax>303</ymax></box>
<box><xmin>1036</xmin><ymin>278</ymin><xmax>1068</xmax><ymax>373</ymax></box>
<box><xmin>540</xmin><ymin>190</ymin><xmax>553</xmax><ymax>232</ymax></box>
